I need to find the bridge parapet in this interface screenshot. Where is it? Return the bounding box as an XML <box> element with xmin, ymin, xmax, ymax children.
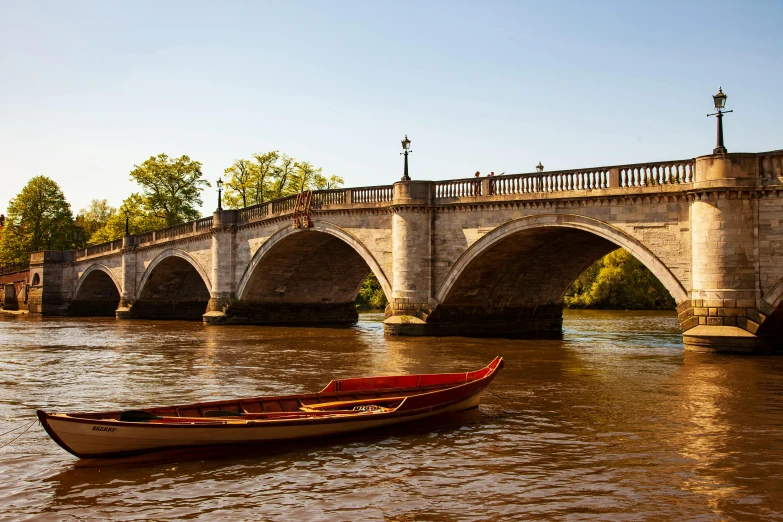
<box><xmin>760</xmin><ymin>150</ymin><xmax>783</xmax><ymax>184</ymax></box>
<box><xmin>49</xmin><ymin>150</ymin><xmax>783</xmax><ymax>265</ymax></box>
<box><xmin>433</xmin><ymin>158</ymin><xmax>695</xmax><ymax>202</ymax></box>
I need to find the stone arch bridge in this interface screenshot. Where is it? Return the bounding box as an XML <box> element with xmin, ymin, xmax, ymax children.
<box><xmin>29</xmin><ymin>150</ymin><xmax>783</xmax><ymax>353</ymax></box>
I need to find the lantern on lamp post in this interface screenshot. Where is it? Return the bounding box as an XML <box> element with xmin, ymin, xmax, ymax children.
<box><xmin>400</xmin><ymin>135</ymin><xmax>412</xmax><ymax>181</ymax></box>
<box><xmin>216</xmin><ymin>178</ymin><xmax>224</xmax><ymax>211</ymax></box>
<box><xmin>707</xmin><ymin>87</ymin><xmax>733</xmax><ymax>154</ymax></box>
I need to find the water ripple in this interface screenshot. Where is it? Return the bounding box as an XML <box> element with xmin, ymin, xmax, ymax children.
<box><xmin>1</xmin><ymin>311</ymin><xmax>782</xmax><ymax>520</ymax></box>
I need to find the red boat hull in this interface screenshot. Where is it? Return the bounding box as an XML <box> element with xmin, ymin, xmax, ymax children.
<box><xmin>38</xmin><ymin>357</ymin><xmax>504</xmax><ymax>459</ymax></box>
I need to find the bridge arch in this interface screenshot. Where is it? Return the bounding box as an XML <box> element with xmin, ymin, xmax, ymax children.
<box><xmin>73</xmin><ymin>264</ymin><xmax>122</xmax><ymax>299</ymax></box>
<box><xmin>228</xmin><ymin>221</ymin><xmax>390</xmax><ymax>325</ymax></box>
<box><xmin>422</xmin><ymin>214</ymin><xmax>688</xmax><ymax>336</ymax></box>
<box><xmin>138</xmin><ymin>248</ymin><xmax>211</xmax><ymax>296</ymax></box>
<box><xmin>69</xmin><ymin>264</ymin><xmax>122</xmax><ymax>316</ymax></box>
<box><xmin>236</xmin><ymin>221</ymin><xmax>391</xmax><ymax>301</ymax></box>
<box><xmin>436</xmin><ymin>214</ymin><xmax>688</xmax><ymax>305</ymax></box>
<box><xmin>132</xmin><ymin>248</ymin><xmax>212</xmax><ymax>320</ymax></box>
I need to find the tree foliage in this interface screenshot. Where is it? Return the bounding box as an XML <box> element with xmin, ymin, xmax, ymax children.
<box><xmin>0</xmin><ymin>176</ymin><xmax>76</xmax><ymax>264</ymax></box>
<box><xmin>222</xmin><ymin>151</ymin><xmax>344</xmax><ymax>209</ymax></box>
<box><xmin>87</xmin><ymin>194</ymin><xmax>166</xmax><ymax>245</ymax></box>
<box><xmin>130</xmin><ymin>154</ymin><xmax>209</xmax><ymax>226</ymax></box>
<box><xmin>76</xmin><ymin>199</ymin><xmax>116</xmax><ymax>244</ymax></box>
<box><xmin>356</xmin><ymin>272</ymin><xmax>388</xmax><ymax>310</ymax></box>
<box><xmin>564</xmin><ymin>249</ymin><xmax>675</xmax><ymax>310</ymax></box>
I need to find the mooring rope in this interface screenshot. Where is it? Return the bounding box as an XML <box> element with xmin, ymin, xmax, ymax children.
<box><xmin>0</xmin><ymin>419</ymin><xmax>38</xmax><ymax>450</ymax></box>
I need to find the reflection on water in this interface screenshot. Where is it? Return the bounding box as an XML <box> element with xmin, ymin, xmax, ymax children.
<box><xmin>1</xmin><ymin>310</ymin><xmax>783</xmax><ymax>520</ymax></box>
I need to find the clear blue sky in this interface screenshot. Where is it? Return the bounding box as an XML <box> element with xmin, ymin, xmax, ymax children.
<box><xmin>1</xmin><ymin>0</ymin><xmax>781</xmax><ymax>217</ymax></box>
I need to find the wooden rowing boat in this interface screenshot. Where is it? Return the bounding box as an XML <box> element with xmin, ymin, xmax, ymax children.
<box><xmin>37</xmin><ymin>356</ymin><xmax>504</xmax><ymax>459</ymax></box>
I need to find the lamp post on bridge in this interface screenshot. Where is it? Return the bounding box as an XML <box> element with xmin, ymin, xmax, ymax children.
<box><xmin>400</xmin><ymin>135</ymin><xmax>412</xmax><ymax>181</ymax></box>
<box><xmin>216</xmin><ymin>178</ymin><xmax>224</xmax><ymax>211</ymax></box>
<box><xmin>123</xmin><ymin>208</ymin><xmax>130</xmax><ymax>236</ymax></box>
<box><xmin>708</xmin><ymin>87</ymin><xmax>732</xmax><ymax>154</ymax></box>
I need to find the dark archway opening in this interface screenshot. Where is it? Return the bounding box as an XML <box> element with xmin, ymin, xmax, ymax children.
<box><xmin>130</xmin><ymin>257</ymin><xmax>210</xmax><ymax>320</ymax></box>
<box><xmin>429</xmin><ymin>227</ymin><xmax>673</xmax><ymax>337</ymax></box>
<box><xmin>69</xmin><ymin>270</ymin><xmax>121</xmax><ymax>316</ymax></box>
<box><xmin>230</xmin><ymin>231</ymin><xmax>373</xmax><ymax>325</ymax></box>
<box><xmin>756</xmin><ymin>302</ymin><xmax>783</xmax><ymax>348</ymax></box>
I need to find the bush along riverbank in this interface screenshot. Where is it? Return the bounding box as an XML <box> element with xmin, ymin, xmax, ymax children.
<box><xmin>356</xmin><ymin>273</ymin><xmax>388</xmax><ymax>311</ymax></box>
<box><xmin>564</xmin><ymin>249</ymin><xmax>675</xmax><ymax>310</ymax></box>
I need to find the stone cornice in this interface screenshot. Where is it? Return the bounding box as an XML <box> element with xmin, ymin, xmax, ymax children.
<box><xmin>236</xmin><ymin>214</ymin><xmax>293</xmax><ymax>231</ymax></box>
<box><xmin>72</xmin><ymin>251</ymin><xmax>123</xmax><ymax>264</ymax></box>
<box><xmin>131</xmin><ymin>232</ymin><xmax>212</xmax><ymax>254</ymax></box>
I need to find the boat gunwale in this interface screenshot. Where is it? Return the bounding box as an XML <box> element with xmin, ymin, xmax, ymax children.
<box><xmin>52</xmin><ymin>356</ymin><xmax>503</xmax><ymax>419</ymax></box>
<box><xmin>42</xmin><ymin>375</ymin><xmax>491</xmax><ymax>429</ymax></box>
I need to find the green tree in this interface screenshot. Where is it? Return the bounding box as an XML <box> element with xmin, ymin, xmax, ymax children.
<box><xmin>356</xmin><ymin>272</ymin><xmax>388</xmax><ymax>310</ymax></box>
<box><xmin>222</xmin><ymin>152</ymin><xmax>345</xmax><ymax>209</ymax></box>
<box><xmin>130</xmin><ymin>154</ymin><xmax>209</xmax><ymax>226</ymax></box>
<box><xmin>223</xmin><ymin>159</ymin><xmax>255</xmax><ymax>209</ymax></box>
<box><xmin>250</xmin><ymin>150</ymin><xmax>280</xmax><ymax>204</ymax></box>
<box><xmin>290</xmin><ymin>161</ymin><xmax>320</xmax><ymax>192</ymax></box>
<box><xmin>314</xmin><ymin>173</ymin><xmax>345</xmax><ymax>190</ymax></box>
<box><xmin>0</xmin><ymin>176</ymin><xmax>75</xmax><ymax>264</ymax></box>
<box><xmin>87</xmin><ymin>194</ymin><xmax>166</xmax><ymax>245</ymax></box>
<box><xmin>564</xmin><ymin>249</ymin><xmax>675</xmax><ymax>309</ymax></box>
<box><xmin>76</xmin><ymin>199</ymin><xmax>116</xmax><ymax>244</ymax></box>
<box><xmin>271</xmin><ymin>154</ymin><xmax>296</xmax><ymax>198</ymax></box>
<box><xmin>223</xmin><ymin>151</ymin><xmax>281</xmax><ymax>209</ymax></box>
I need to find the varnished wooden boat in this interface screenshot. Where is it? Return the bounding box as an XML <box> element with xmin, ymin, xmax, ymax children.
<box><xmin>37</xmin><ymin>357</ymin><xmax>504</xmax><ymax>459</ymax></box>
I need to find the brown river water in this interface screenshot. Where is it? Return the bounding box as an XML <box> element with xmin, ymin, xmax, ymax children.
<box><xmin>1</xmin><ymin>310</ymin><xmax>783</xmax><ymax>521</ymax></box>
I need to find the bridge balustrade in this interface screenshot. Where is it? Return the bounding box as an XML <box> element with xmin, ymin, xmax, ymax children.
<box><xmin>237</xmin><ymin>203</ymin><xmax>270</xmax><ymax>224</ymax></box>
<box><xmin>760</xmin><ymin>151</ymin><xmax>783</xmax><ymax>182</ymax></box>
<box><xmin>312</xmin><ymin>189</ymin><xmax>346</xmax><ymax>206</ymax></box>
<box><xmin>75</xmin><ymin>240</ymin><xmax>121</xmax><ymax>260</ymax></box>
<box><xmin>436</xmin><ymin>179</ymin><xmax>481</xmax><ymax>198</ymax></box>
<box><xmin>619</xmin><ymin>161</ymin><xmax>693</xmax><ymax>187</ymax></box>
<box><xmin>0</xmin><ymin>263</ymin><xmax>29</xmax><ymax>276</ymax></box>
<box><xmin>156</xmin><ymin>222</ymin><xmax>195</xmax><ymax>240</ymax></box>
<box><xmin>196</xmin><ymin>216</ymin><xmax>213</xmax><ymax>230</ymax></box>
<box><xmin>491</xmin><ymin>169</ymin><xmax>612</xmax><ymax>194</ymax></box>
<box><xmin>135</xmin><ymin>232</ymin><xmax>154</xmax><ymax>245</ymax></box>
<box><xmin>352</xmin><ymin>186</ymin><xmax>393</xmax><ymax>203</ymax></box>
<box><xmin>272</xmin><ymin>195</ymin><xmax>297</xmax><ymax>214</ymax></box>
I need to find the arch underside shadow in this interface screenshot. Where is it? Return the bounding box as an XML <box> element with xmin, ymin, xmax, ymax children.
<box><xmin>69</xmin><ymin>267</ymin><xmax>121</xmax><ymax>317</ymax></box>
<box><xmin>225</xmin><ymin>229</ymin><xmax>378</xmax><ymax>325</ymax></box>
<box><xmin>129</xmin><ymin>255</ymin><xmax>211</xmax><ymax>320</ymax></box>
<box><xmin>425</xmin><ymin>215</ymin><xmax>686</xmax><ymax>337</ymax></box>
<box><xmin>756</xmin><ymin>278</ymin><xmax>783</xmax><ymax>344</ymax></box>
